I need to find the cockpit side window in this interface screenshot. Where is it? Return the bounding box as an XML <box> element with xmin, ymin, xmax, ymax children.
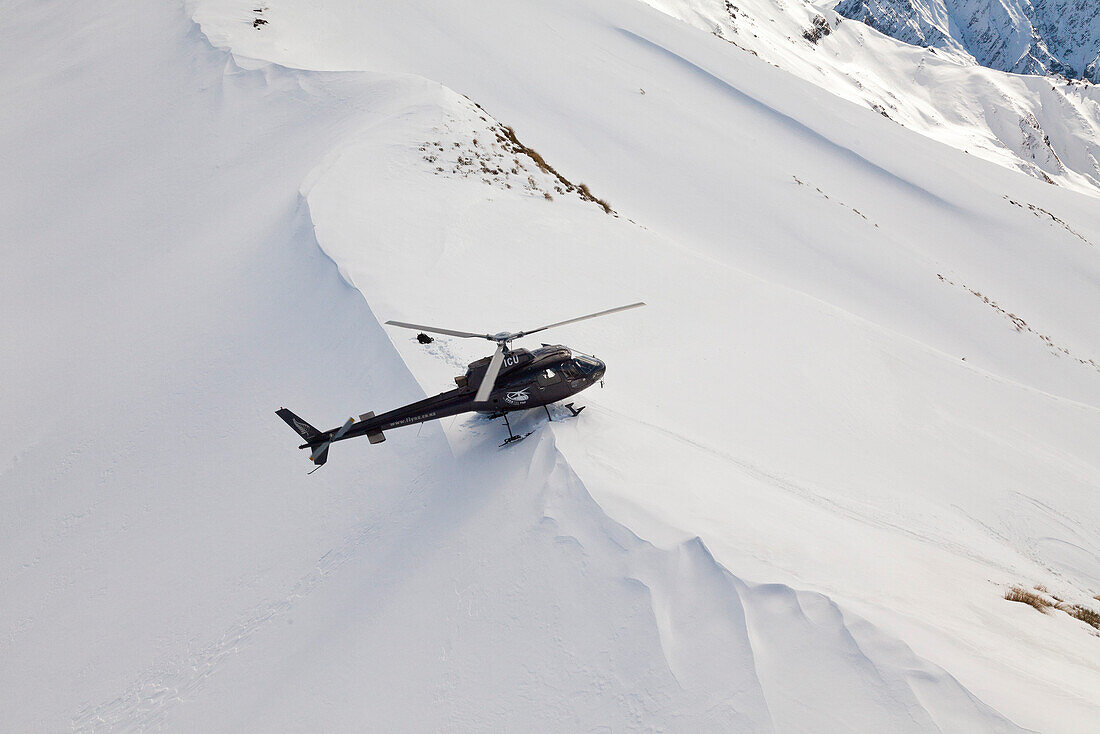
<box><xmin>537</xmin><ymin>368</ymin><xmax>562</xmax><ymax>387</ymax></box>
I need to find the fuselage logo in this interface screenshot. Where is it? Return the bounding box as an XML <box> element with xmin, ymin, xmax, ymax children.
<box><xmin>505</xmin><ymin>389</ymin><xmax>530</xmax><ymax>405</ymax></box>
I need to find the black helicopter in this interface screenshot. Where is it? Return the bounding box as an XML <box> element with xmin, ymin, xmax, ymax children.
<box><xmin>277</xmin><ymin>302</ymin><xmax>644</xmax><ymax>466</ymax></box>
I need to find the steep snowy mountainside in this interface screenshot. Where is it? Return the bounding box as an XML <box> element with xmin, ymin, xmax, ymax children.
<box><xmin>193</xmin><ymin>0</ymin><xmax>1100</xmax><ymax>401</ymax></box>
<box><xmin>833</xmin><ymin>0</ymin><xmax>966</xmax><ymax>59</ymax></box>
<box><xmin>642</xmin><ymin>0</ymin><xmax>1100</xmax><ymax>191</ymax></box>
<box><xmin>297</xmin><ymin>70</ymin><xmax>1100</xmax><ymax>733</ymax></box>
<box><xmin>190</xmin><ymin>0</ymin><xmax>1100</xmax><ymax>731</ymax></box>
<box><xmin>1</xmin><ymin>1</ymin><xmax>1050</xmax><ymax>731</ymax></box>
<box><xmin>834</xmin><ymin>0</ymin><xmax>1100</xmax><ymax>82</ymax></box>
<box><xmin>4</xmin><ymin>0</ymin><xmax>1099</xmax><ymax>731</ymax></box>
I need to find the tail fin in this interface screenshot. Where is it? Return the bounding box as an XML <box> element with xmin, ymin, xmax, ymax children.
<box><xmin>276</xmin><ymin>408</ymin><xmax>322</xmax><ymax>443</ymax></box>
<box><xmin>309</xmin><ymin>444</ymin><xmax>330</xmax><ymax>466</ymax></box>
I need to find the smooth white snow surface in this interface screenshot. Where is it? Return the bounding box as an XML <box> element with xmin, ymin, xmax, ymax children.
<box><xmin>3</xmin><ymin>0</ymin><xmax>1099</xmax><ymax>731</ymax></box>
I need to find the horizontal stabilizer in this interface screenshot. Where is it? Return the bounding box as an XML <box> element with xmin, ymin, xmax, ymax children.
<box><xmin>360</xmin><ymin>411</ymin><xmax>386</xmax><ymax>444</ymax></box>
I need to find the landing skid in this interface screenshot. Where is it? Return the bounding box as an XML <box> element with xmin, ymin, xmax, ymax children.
<box><xmin>498</xmin><ymin>411</ymin><xmax>533</xmax><ymax>447</ymax></box>
<box><xmin>543</xmin><ymin>402</ymin><xmax>585</xmax><ymax>421</ymax></box>
<box><xmin>499</xmin><ymin>431</ymin><xmax>534</xmax><ymax>448</ymax></box>
<box><xmin>498</xmin><ymin>402</ymin><xmax>586</xmax><ymax>447</ymax></box>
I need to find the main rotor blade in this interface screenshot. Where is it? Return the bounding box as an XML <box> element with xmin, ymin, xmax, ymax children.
<box><xmin>516</xmin><ymin>302</ymin><xmax>646</xmax><ymax>338</ymax></box>
<box><xmin>384</xmin><ymin>320</ymin><xmax>490</xmax><ymax>340</ymax></box>
<box><xmin>475</xmin><ymin>343</ymin><xmax>506</xmax><ymax>403</ymax></box>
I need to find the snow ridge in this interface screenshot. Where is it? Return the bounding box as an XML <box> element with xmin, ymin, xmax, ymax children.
<box><xmin>535</xmin><ymin>434</ymin><xmax>1030</xmax><ymax>734</ymax></box>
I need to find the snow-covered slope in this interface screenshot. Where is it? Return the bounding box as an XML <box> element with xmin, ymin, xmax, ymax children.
<box><xmin>834</xmin><ymin>0</ymin><xmax>1100</xmax><ymax>82</ymax></box>
<box><xmin>3</xmin><ymin>0</ymin><xmax>1099</xmax><ymax>731</ymax></box>
<box><xmin>641</xmin><ymin>0</ymin><xmax>1100</xmax><ymax>192</ymax></box>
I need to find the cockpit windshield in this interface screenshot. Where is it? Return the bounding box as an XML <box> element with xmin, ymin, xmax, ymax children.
<box><xmin>571</xmin><ymin>356</ymin><xmax>602</xmax><ymax>376</ymax></box>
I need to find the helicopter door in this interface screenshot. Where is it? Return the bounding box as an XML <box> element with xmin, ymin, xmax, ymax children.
<box><xmin>536</xmin><ymin>368</ymin><xmax>562</xmax><ymax>389</ymax></box>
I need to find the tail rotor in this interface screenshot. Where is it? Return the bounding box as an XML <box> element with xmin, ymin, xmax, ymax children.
<box><xmin>276</xmin><ymin>408</ymin><xmax>355</xmax><ymax>471</ymax></box>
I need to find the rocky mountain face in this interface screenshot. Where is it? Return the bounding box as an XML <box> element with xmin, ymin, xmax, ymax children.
<box><xmin>834</xmin><ymin>0</ymin><xmax>1100</xmax><ymax>82</ymax></box>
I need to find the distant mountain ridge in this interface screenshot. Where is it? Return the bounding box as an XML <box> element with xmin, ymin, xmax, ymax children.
<box><xmin>834</xmin><ymin>0</ymin><xmax>1100</xmax><ymax>82</ymax></box>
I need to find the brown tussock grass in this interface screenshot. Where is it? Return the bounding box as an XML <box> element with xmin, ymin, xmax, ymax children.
<box><xmin>1004</xmin><ymin>586</ymin><xmax>1051</xmax><ymax>613</ymax></box>
<box><xmin>1059</xmin><ymin>603</ymin><xmax>1100</xmax><ymax>630</ymax></box>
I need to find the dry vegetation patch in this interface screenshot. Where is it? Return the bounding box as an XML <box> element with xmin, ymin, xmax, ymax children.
<box><xmin>1059</xmin><ymin>603</ymin><xmax>1100</xmax><ymax>630</ymax></box>
<box><xmin>1004</xmin><ymin>585</ymin><xmax>1052</xmax><ymax>613</ymax></box>
<box><xmin>937</xmin><ymin>273</ymin><xmax>1100</xmax><ymax>372</ymax></box>
<box><xmin>1004</xmin><ymin>585</ymin><xmax>1100</xmax><ymax>631</ymax></box>
<box><xmin>420</xmin><ymin>99</ymin><xmax>618</xmax><ymax>217</ymax></box>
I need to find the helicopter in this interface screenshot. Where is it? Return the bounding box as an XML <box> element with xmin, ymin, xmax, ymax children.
<box><xmin>277</xmin><ymin>302</ymin><xmax>644</xmax><ymax>467</ymax></box>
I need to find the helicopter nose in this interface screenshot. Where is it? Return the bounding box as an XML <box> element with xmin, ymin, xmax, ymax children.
<box><xmin>593</xmin><ymin>359</ymin><xmax>606</xmax><ymax>381</ymax></box>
